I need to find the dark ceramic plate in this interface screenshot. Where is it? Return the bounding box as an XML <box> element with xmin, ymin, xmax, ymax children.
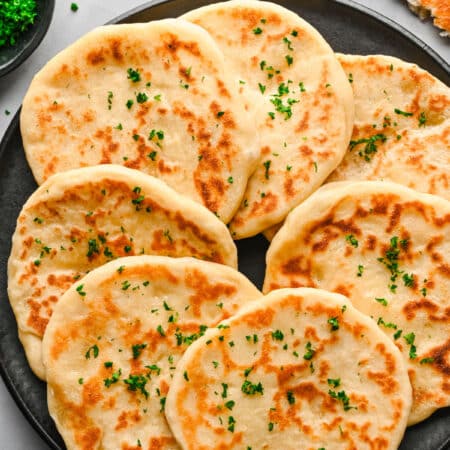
<box><xmin>0</xmin><ymin>1</ymin><xmax>449</xmax><ymax>449</ymax></box>
<box><xmin>0</xmin><ymin>0</ymin><xmax>55</xmax><ymax>77</ymax></box>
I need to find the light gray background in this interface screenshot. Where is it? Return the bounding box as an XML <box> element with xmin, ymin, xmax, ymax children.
<box><xmin>0</xmin><ymin>0</ymin><xmax>448</xmax><ymax>448</ymax></box>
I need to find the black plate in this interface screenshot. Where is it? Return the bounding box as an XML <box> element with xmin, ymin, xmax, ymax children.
<box><xmin>0</xmin><ymin>1</ymin><xmax>449</xmax><ymax>449</ymax></box>
<box><xmin>0</xmin><ymin>0</ymin><xmax>55</xmax><ymax>77</ymax></box>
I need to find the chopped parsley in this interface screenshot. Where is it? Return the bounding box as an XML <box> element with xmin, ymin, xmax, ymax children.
<box><xmin>418</xmin><ymin>111</ymin><xmax>427</xmax><ymax>127</ymax></box>
<box><xmin>377</xmin><ymin>236</ymin><xmax>415</xmax><ymax>291</ymax></box>
<box><xmin>174</xmin><ymin>325</ymin><xmax>208</xmax><ymax>346</ymax></box>
<box><xmin>0</xmin><ymin>0</ymin><xmax>37</xmax><ymax>48</ymax></box>
<box><xmin>393</xmin><ymin>329</ymin><xmax>403</xmax><ymax>340</ymax></box>
<box><xmin>148</xmin><ymin>151</ymin><xmax>157</xmax><ymax>161</ymax></box>
<box><xmin>287</xmin><ymin>391</ymin><xmax>295</xmax><ymax>404</ymax></box>
<box><xmin>225</xmin><ymin>400</ymin><xmax>235</xmax><ymax>410</ymax></box>
<box><xmin>327</xmin><ymin>378</ymin><xmax>341</xmax><ymax>388</ymax></box>
<box><xmin>419</xmin><ymin>357</ymin><xmax>434</xmax><ymax>364</ymax></box>
<box><xmin>132</xmin><ymin>343</ymin><xmax>147</xmax><ymax>359</ymax></box>
<box><xmin>163</xmin><ymin>229</ymin><xmax>173</xmax><ymax>242</ymax></box>
<box><xmin>127</xmin><ymin>68</ymin><xmax>141</xmax><ymax>83</ymax></box>
<box><xmin>70</xmin><ymin>3</ymin><xmax>78</xmax><ymax>12</ymax></box>
<box><xmin>404</xmin><ymin>332</ymin><xmax>417</xmax><ymax>359</ymax></box>
<box><xmin>148</xmin><ymin>129</ymin><xmax>164</xmax><ymax>141</ymax></box>
<box><xmin>146</xmin><ymin>364</ymin><xmax>161</xmax><ymax>376</ymax></box>
<box><xmin>402</xmin><ymin>273</ymin><xmax>414</xmax><ymax>287</ymax></box>
<box><xmin>221</xmin><ymin>383</ymin><xmax>228</xmax><ymax>398</ymax></box>
<box><xmin>357</xmin><ymin>264</ymin><xmax>364</xmax><ymax>277</ymax></box>
<box><xmin>86</xmin><ymin>238</ymin><xmax>100</xmax><ymax>257</ymax></box>
<box><xmin>328</xmin><ymin>389</ymin><xmax>356</xmax><ymax>411</ymax></box>
<box><xmin>253</xmin><ymin>27</ymin><xmax>263</xmax><ymax>34</ymax></box>
<box><xmin>285</xmin><ymin>54</ymin><xmax>293</xmax><ymax>66</ymax></box>
<box><xmin>328</xmin><ymin>317</ymin><xmax>339</xmax><ymax>331</ymax></box>
<box><xmin>241</xmin><ymin>380</ymin><xmax>264</xmax><ymax>395</ymax></box>
<box><xmin>227</xmin><ymin>415</ymin><xmax>236</xmax><ymax>432</ymax></box>
<box><xmin>349</xmin><ymin>133</ymin><xmax>387</xmax><ymax>162</ymax></box>
<box><xmin>303</xmin><ymin>341</ymin><xmax>315</xmax><ymax>360</ymax></box>
<box><xmin>283</xmin><ymin>36</ymin><xmax>293</xmax><ymax>50</ymax></box>
<box><xmin>375</xmin><ymin>297</ymin><xmax>388</xmax><ymax>306</ymax></box>
<box><xmin>136</xmin><ymin>92</ymin><xmax>148</xmax><ymax>103</ymax></box>
<box><xmin>126</xmin><ymin>99</ymin><xmax>134</xmax><ymax>109</ymax></box>
<box><xmin>394</xmin><ymin>108</ymin><xmax>413</xmax><ymax>117</ymax></box>
<box><xmin>345</xmin><ymin>234</ymin><xmax>358</xmax><ymax>248</ymax></box>
<box><xmin>104</xmin><ymin>368</ymin><xmax>121</xmax><ymax>387</ymax></box>
<box><xmin>258</xmin><ymin>83</ymin><xmax>266</xmax><ymax>94</ymax></box>
<box><xmin>107</xmin><ymin>91</ymin><xmax>113</xmax><ymax>109</ymax></box>
<box><xmin>271</xmin><ymin>329</ymin><xmax>284</xmax><ymax>341</ymax></box>
<box><xmin>76</xmin><ymin>284</ymin><xmax>86</xmax><ymax>297</ymax></box>
<box><xmin>263</xmin><ymin>160</ymin><xmax>271</xmax><ymax>179</ymax></box>
<box><xmin>85</xmin><ymin>344</ymin><xmax>99</xmax><ymax>359</ymax></box>
<box><xmin>270</xmin><ymin>96</ymin><xmax>298</xmax><ymax>120</ymax></box>
<box><xmin>123</xmin><ymin>374</ymin><xmax>149</xmax><ymax>398</ymax></box>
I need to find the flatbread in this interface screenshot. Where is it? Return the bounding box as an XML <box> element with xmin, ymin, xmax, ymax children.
<box><xmin>42</xmin><ymin>255</ymin><xmax>261</xmax><ymax>450</ymax></box>
<box><xmin>406</xmin><ymin>0</ymin><xmax>450</xmax><ymax>36</ymax></box>
<box><xmin>264</xmin><ymin>180</ymin><xmax>450</xmax><ymax>425</ymax></box>
<box><xmin>328</xmin><ymin>54</ymin><xmax>450</xmax><ymax>201</ymax></box>
<box><xmin>20</xmin><ymin>19</ymin><xmax>259</xmax><ymax>223</ymax></box>
<box><xmin>183</xmin><ymin>0</ymin><xmax>354</xmax><ymax>238</ymax></box>
<box><xmin>8</xmin><ymin>164</ymin><xmax>237</xmax><ymax>380</ymax></box>
<box><xmin>166</xmin><ymin>287</ymin><xmax>411</xmax><ymax>450</ymax></box>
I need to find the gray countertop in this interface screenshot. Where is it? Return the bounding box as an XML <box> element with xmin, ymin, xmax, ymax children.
<box><xmin>0</xmin><ymin>1</ymin><xmax>448</xmax><ymax>448</ymax></box>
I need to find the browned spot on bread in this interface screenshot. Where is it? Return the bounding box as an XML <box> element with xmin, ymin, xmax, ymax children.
<box><xmin>87</xmin><ymin>49</ymin><xmax>106</xmax><ymax>66</ymax></box>
<box><xmin>147</xmin><ymin>437</ymin><xmax>178</xmax><ymax>450</ymax></box>
<box><xmin>109</xmin><ymin>39</ymin><xmax>123</xmax><ymax>61</ymax></box>
<box><xmin>242</xmin><ymin>308</ymin><xmax>276</xmax><ymax>328</ymax></box>
<box><xmin>216</xmin><ymin>79</ymin><xmax>231</xmax><ymax>99</ymax></box>
<box><xmin>284</xmin><ymin>177</ymin><xmax>295</xmax><ymax>198</ymax></box>
<box><xmin>280</xmin><ymin>256</ymin><xmax>313</xmax><ymax>285</ymax></box>
<box><xmin>186</xmin><ymin>268</ymin><xmax>237</xmax><ymax>317</ymax></box>
<box><xmin>115</xmin><ymin>410</ymin><xmax>142</xmax><ymax>431</ymax></box>
<box><xmin>438</xmin><ymin>263</ymin><xmax>450</xmax><ymax>278</ymax></box>
<box><xmin>26</xmin><ymin>298</ymin><xmax>49</xmax><ymax>336</ymax></box>
<box><xmin>430</xmin><ymin>338</ymin><xmax>450</xmax><ymax>377</ymax></box>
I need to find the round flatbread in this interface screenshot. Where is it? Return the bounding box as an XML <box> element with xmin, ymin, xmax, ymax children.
<box><xmin>264</xmin><ymin>180</ymin><xmax>450</xmax><ymax>425</ymax></box>
<box><xmin>183</xmin><ymin>0</ymin><xmax>354</xmax><ymax>238</ymax></box>
<box><xmin>166</xmin><ymin>287</ymin><xmax>411</xmax><ymax>450</ymax></box>
<box><xmin>42</xmin><ymin>255</ymin><xmax>261</xmax><ymax>450</ymax></box>
<box><xmin>407</xmin><ymin>0</ymin><xmax>450</xmax><ymax>36</ymax></box>
<box><xmin>20</xmin><ymin>19</ymin><xmax>259</xmax><ymax>223</ymax></box>
<box><xmin>8</xmin><ymin>164</ymin><xmax>237</xmax><ymax>380</ymax></box>
<box><xmin>328</xmin><ymin>54</ymin><xmax>450</xmax><ymax>201</ymax></box>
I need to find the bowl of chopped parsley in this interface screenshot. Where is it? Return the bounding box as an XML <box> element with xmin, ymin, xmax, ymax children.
<box><xmin>0</xmin><ymin>0</ymin><xmax>55</xmax><ymax>77</ymax></box>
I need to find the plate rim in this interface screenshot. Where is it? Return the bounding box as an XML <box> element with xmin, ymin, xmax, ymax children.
<box><xmin>0</xmin><ymin>1</ymin><xmax>449</xmax><ymax>449</ymax></box>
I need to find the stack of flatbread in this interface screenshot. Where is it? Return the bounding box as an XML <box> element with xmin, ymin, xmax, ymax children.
<box><xmin>6</xmin><ymin>0</ymin><xmax>449</xmax><ymax>448</ymax></box>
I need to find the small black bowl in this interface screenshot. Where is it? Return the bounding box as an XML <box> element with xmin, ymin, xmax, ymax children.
<box><xmin>0</xmin><ymin>0</ymin><xmax>55</xmax><ymax>77</ymax></box>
